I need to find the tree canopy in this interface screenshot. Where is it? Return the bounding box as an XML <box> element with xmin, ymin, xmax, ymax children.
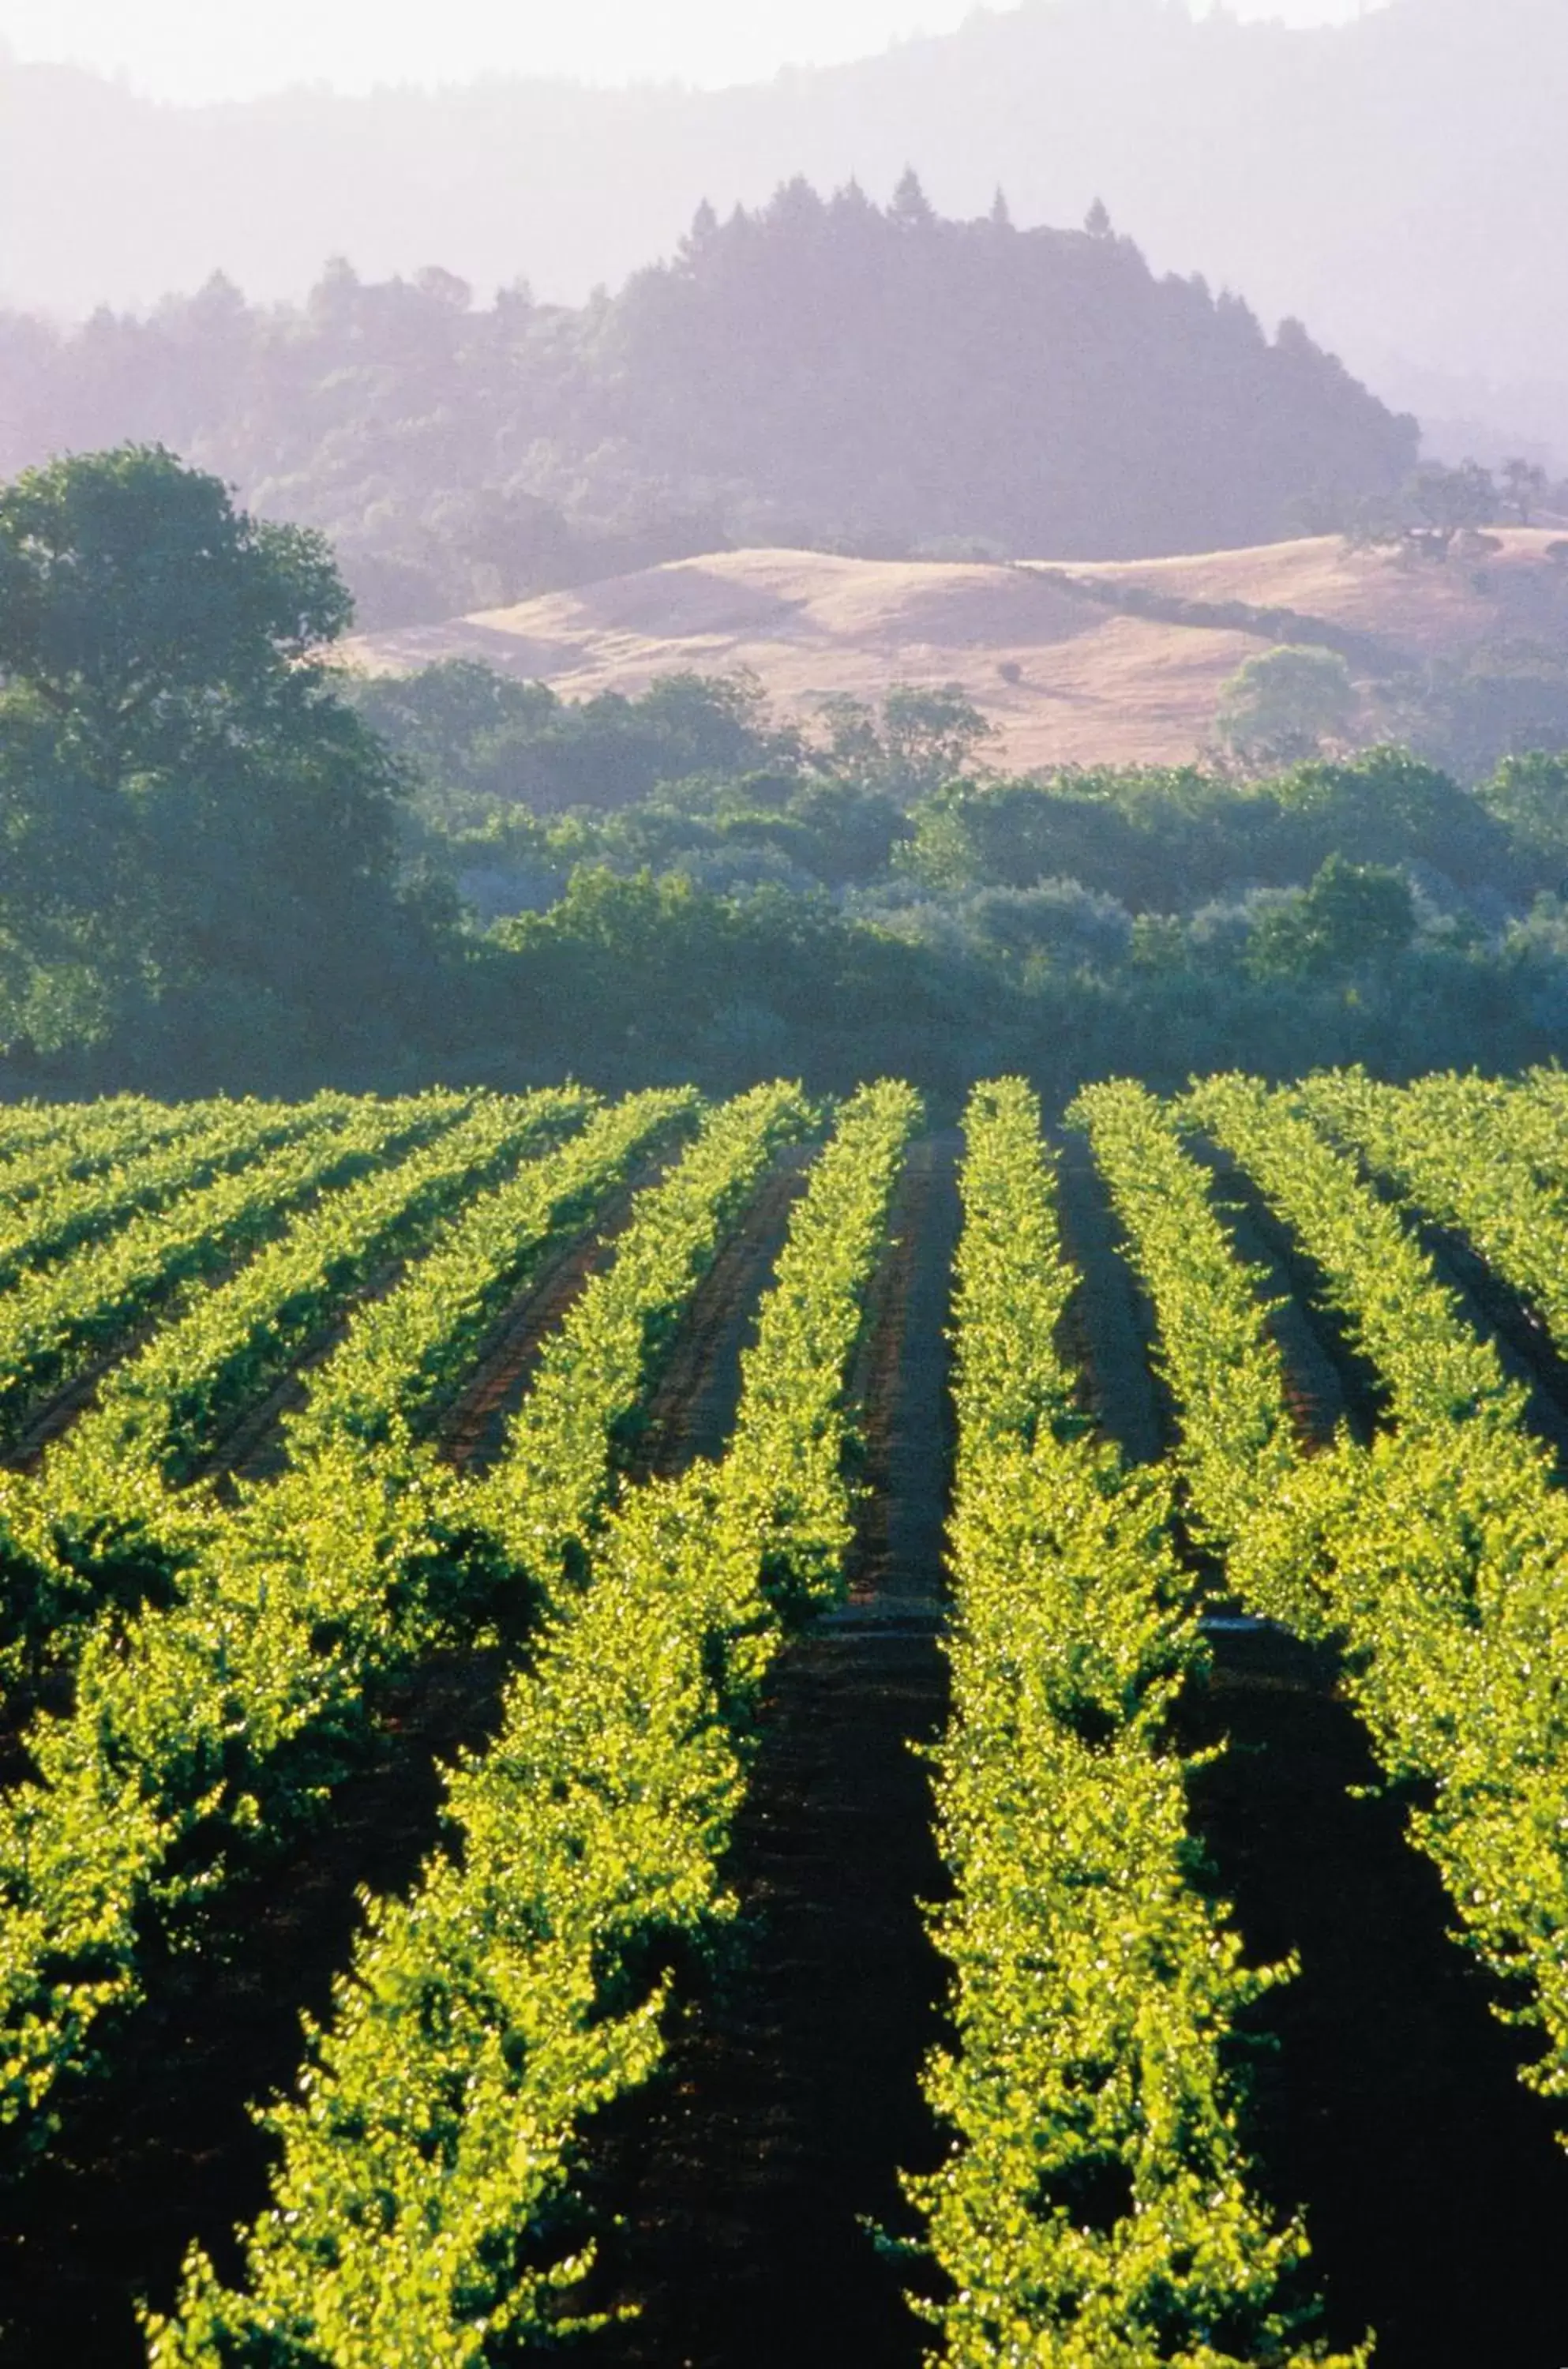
<box><xmin>0</xmin><ymin>187</ymin><xmax>1418</xmax><ymax>630</ymax></box>
<box><xmin>0</xmin><ymin>447</ymin><xmax>418</xmax><ymax>1068</ymax></box>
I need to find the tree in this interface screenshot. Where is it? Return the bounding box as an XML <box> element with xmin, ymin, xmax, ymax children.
<box><xmin>1349</xmin><ymin>461</ymin><xmax>1499</xmax><ymax>562</ymax></box>
<box><xmin>0</xmin><ymin>444</ymin><xmax>351</xmax><ymax>790</ymax></box>
<box><xmin>1476</xmin><ymin>751</ymin><xmax>1568</xmax><ymax>862</ymax></box>
<box><xmin>1216</xmin><ymin>644</ymin><xmax>1359</xmax><ymax>765</ymax></box>
<box><xmin>880</xmin><ymin>685</ymin><xmax>996</xmax><ymax>795</ymax></box>
<box><xmin>812</xmin><ymin>685</ymin><xmax>995</xmax><ymax>801</ymax></box>
<box><xmin>1501</xmin><ymin>456</ymin><xmax>1550</xmax><ymax>526</ymax></box>
<box><xmin>1410</xmin><ymin>460</ymin><xmax>1499</xmax><ymax>551</ymax></box>
<box><xmin>0</xmin><ymin>446</ymin><xmax>413</xmax><ymax>1064</ymax></box>
<box><xmin>1248</xmin><ymin>853</ymin><xmax>1415</xmax><ymax>978</ymax></box>
<box><xmin>890</xmin><ymin>167</ymin><xmax>936</xmax><ymax>231</ymax></box>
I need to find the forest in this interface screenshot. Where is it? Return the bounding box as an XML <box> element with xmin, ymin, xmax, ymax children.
<box><xmin>1</xmin><ymin>444</ymin><xmax>1567</xmax><ymax>1103</ymax></box>
<box><xmin>5</xmin><ymin>0</ymin><xmax>1565</xmax><ymax>477</ymax></box>
<box><xmin>0</xmin><ymin>182</ymin><xmax>1416</xmax><ymax>629</ymax></box>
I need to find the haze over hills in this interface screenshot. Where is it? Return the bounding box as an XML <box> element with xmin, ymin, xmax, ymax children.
<box><xmin>0</xmin><ymin>186</ymin><xmax>1416</xmax><ymax>629</ymax></box>
<box><xmin>1</xmin><ymin>0</ymin><xmax>1563</xmax><ymax>464</ymax></box>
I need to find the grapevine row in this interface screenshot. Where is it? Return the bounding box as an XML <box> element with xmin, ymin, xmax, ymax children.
<box><xmin>1078</xmin><ymin>1073</ymin><xmax>1568</xmax><ymax>2134</ymax></box>
<box><xmin>1070</xmin><ymin>1077</ymin><xmax>1299</xmax><ymax>1566</ymax></box>
<box><xmin>0</xmin><ymin>1086</ymin><xmax>793</xmax><ymax>2145</ymax></box>
<box><xmin>0</xmin><ymin>1094</ymin><xmax>339</xmax><ymax>1305</ymax></box>
<box><xmin>0</xmin><ymin>1095</ymin><xmax>242</xmax><ymax>1266</ymax></box>
<box><xmin>281</xmin><ymin>1087</ymin><xmax>696</xmax><ymax>1459</ymax></box>
<box><xmin>1188</xmin><ymin>1076</ymin><xmax>1568</xmax><ymax>2120</ymax></box>
<box><xmin>45</xmin><ymin>1087</ymin><xmax>590</xmax><ymax>1501</ymax></box>
<box><xmin>1297</xmin><ymin>1067</ymin><xmax>1568</xmax><ymax>1367</ymax></box>
<box><xmin>0</xmin><ymin>1097</ymin><xmax>182</xmax><ymax>1174</ymax></box>
<box><xmin>146</xmin><ymin>1079</ymin><xmax>920</xmax><ymax>2367</ymax></box>
<box><xmin>911</xmin><ymin>1080</ymin><xmax>1360</xmax><ymax>2368</ymax></box>
<box><xmin>0</xmin><ymin>1091</ymin><xmax>467</xmax><ymax>1448</ymax></box>
<box><xmin>0</xmin><ymin>1092</ymin><xmax>591</xmax><ymax>1697</ymax></box>
<box><xmin>471</xmin><ymin>1078</ymin><xmax>814</xmax><ymax>1592</ymax></box>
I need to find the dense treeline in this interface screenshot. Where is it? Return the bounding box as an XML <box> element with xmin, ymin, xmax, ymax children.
<box><xmin>4</xmin><ymin>0</ymin><xmax>1566</xmax><ymax>464</ymax></box>
<box><xmin>0</xmin><ymin>180</ymin><xmax>1416</xmax><ymax>629</ymax></box>
<box><xmin>5</xmin><ymin>448</ymin><xmax>1568</xmax><ymax>1105</ymax></box>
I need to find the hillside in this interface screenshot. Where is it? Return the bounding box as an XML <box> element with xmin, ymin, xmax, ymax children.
<box><xmin>345</xmin><ymin>531</ymin><xmax>1568</xmax><ymax>772</ymax></box>
<box><xmin>2</xmin><ymin>0</ymin><xmax>1564</xmax><ymax>463</ymax></box>
<box><xmin>0</xmin><ymin>188</ymin><xmax>1414</xmax><ymax>630</ymax></box>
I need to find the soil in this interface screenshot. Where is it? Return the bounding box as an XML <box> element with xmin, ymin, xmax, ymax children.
<box><xmin>0</xmin><ymin>1153</ymin><xmax>801</xmax><ymax>2367</ymax></box>
<box><xmin>1187</xmin><ymin>1135</ymin><xmax>1386</xmax><ymax>1449</ymax></box>
<box><xmin>7</xmin><ymin>1114</ymin><xmax>1568</xmax><ymax>2369</ymax></box>
<box><xmin>1054</xmin><ymin>1132</ymin><xmax>1168</xmax><ymax>1465</ymax></box>
<box><xmin>0</xmin><ymin>1644</ymin><xmax>512</xmax><ymax>2367</ymax></box>
<box><xmin>223</xmin><ymin>1145</ymin><xmax>679</xmax><ymax>1486</ymax></box>
<box><xmin>197</xmin><ymin>1244</ymin><xmax>423</xmax><ymax>1487</ymax></box>
<box><xmin>431</xmin><ymin>1177</ymin><xmax>654</xmax><ymax>1475</ymax></box>
<box><xmin>1065</xmin><ymin>1140</ymin><xmax>1568</xmax><ymax>2369</ymax></box>
<box><xmin>1187</xmin><ymin>1628</ymin><xmax>1568</xmax><ymax>2369</ymax></box>
<box><xmin>1</xmin><ymin>1140</ymin><xmax>416</xmax><ymax>1476</ymax></box>
<box><xmin>576</xmin><ymin>1138</ymin><xmax>960</xmax><ymax>2369</ymax></box>
<box><xmin>1197</xmin><ymin>1128</ymin><xmax>1568</xmax><ymax>1468</ymax></box>
<box><xmin>1420</xmin><ymin>1212</ymin><xmax>1568</xmax><ymax>1459</ymax></box>
<box><xmin>631</xmin><ymin>1151</ymin><xmax>813</xmax><ymax>1482</ymax></box>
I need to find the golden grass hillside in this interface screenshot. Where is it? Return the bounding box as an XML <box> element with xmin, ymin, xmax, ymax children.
<box><xmin>345</xmin><ymin>533</ymin><xmax>1568</xmax><ymax>774</ymax></box>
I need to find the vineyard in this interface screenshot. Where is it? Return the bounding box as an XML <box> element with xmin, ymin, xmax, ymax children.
<box><xmin>0</xmin><ymin>1074</ymin><xmax>1567</xmax><ymax>2365</ymax></box>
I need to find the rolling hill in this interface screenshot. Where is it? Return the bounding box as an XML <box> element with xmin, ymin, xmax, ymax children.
<box><xmin>345</xmin><ymin>531</ymin><xmax>1568</xmax><ymax>773</ymax></box>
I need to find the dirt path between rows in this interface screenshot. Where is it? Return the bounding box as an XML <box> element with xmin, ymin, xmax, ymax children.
<box><xmin>0</xmin><ymin>1159</ymin><xmax>801</xmax><ymax>2369</ymax></box>
<box><xmin>1054</xmin><ymin>1132</ymin><xmax>1168</xmax><ymax>1465</ymax></box>
<box><xmin>1187</xmin><ymin>1632</ymin><xmax>1568</xmax><ymax>2369</ymax></box>
<box><xmin>222</xmin><ymin>1146</ymin><xmax>675</xmax><ymax>1486</ymax></box>
<box><xmin>1060</xmin><ymin>1138</ymin><xmax>1568</xmax><ymax>2368</ymax></box>
<box><xmin>632</xmin><ymin>1151</ymin><xmax>813</xmax><ymax>1482</ymax></box>
<box><xmin>579</xmin><ymin>1136</ymin><xmax>959</xmax><ymax>2369</ymax></box>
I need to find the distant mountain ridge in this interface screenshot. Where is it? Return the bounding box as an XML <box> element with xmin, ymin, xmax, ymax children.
<box><xmin>1</xmin><ymin>0</ymin><xmax>1564</xmax><ymax>459</ymax></box>
<box><xmin>0</xmin><ymin>184</ymin><xmax>1416</xmax><ymax>628</ymax></box>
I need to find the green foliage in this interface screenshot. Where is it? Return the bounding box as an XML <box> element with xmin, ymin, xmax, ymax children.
<box><xmin>0</xmin><ymin>445</ymin><xmax>350</xmax><ymax>786</ymax></box>
<box><xmin>0</xmin><ymin>447</ymin><xmax>423</xmax><ymax>1075</ymax></box>
<box><xmin>1298</xmin><ymin>1067</ymin><xmax>1568</xmax><ymax>1367</ymax></box>
<box><xmin>1347</xmin><ymin>460</ymin><xmax>1502</xmax><ymax>562</ymax></box>
<box><xmin>354</xmin><ymin>661</ymin><xmax>786</xmax><ymax>821</ymax></box>
<box><xmin>485</xmin><ymin>864</ymin><xmax>963</xmax><ymax>1089</ymax></box>
<box><xmin>1476</xmin><ymin>751</ymin><xmax>1568</xmax><ymax>865</ymax></box>
<box><xmin>0</xmin><ymin>1095</ymin><xmax>270</xmax><ymax>1288</ymax></box>
<box><xmin>475</xmin><ymin>1079</ymin><xmax>816</xmax><ymax>1589</ymax></box>
<box><xmin>902</xmin><ymin>748</ymin><xmax>1503</xmax><ymax>910</ymax></box>
<box><xmin>1217</xmin><ymin>644</ymin><xmax>1359</xmax><ymax>765</ymax></box>
<box><xmin>1171</xmin><ymin>1075</ymin><xmax>1568</xmax><ymax>2129</ymax></box>
<box><xmin>0</xmin><ymin>1088</ymin><xmax>722</xmax><ymax>2144</ymax></box>
<box><xmin>812</xmin><ymin>684</ymin><xmax>996</xmax><ymax>802</ymax></box>
<box><xmin>910</xmin><ymin>1079</ymin><xmax>1360</xmax><ymax>2368</ymax></box>
<box><xmin>144</xmin><ymin>1082</ymin><xmax>919</xmax><ymax>2364</ymax></box>
<box><xmin>282</xmin><ymin>1090</ymin><xmax>692</xmax><ymax>1459</ymax></box>
<box><xmin>1246</xmin><ymin>856</ymin><xmax>1416</xmax><ymax>980</ymax></box>
<box><xmin>0</xmin><ymin>1092</ymin><xmax>443</xmax><ymax>1449</ymax></box>
<box><xmin>0</xmin><ymin>432</ymin><xmax>1565</xmax><ymax>1098</ymax></box>
<box><xmin>11</xmin><ymin>1064</ymin><xmax>1568</xmax><ymax>2356</ymax></box>
<box><xmin>1069</xmin><ymin>1079</ymin><xmax>1301</xmax><ymax>1568</ymax></box>
<box><xmin>43</xmin><ymin>1091</ymin><xmax>589</xmax><ymax>1501</ymax></box>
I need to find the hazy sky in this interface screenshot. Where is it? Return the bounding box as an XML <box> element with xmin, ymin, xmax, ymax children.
<box><xmin>0</xmin><ymin>1</ymin><xmax>1366</xmax><ymax>103</ymax></box>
